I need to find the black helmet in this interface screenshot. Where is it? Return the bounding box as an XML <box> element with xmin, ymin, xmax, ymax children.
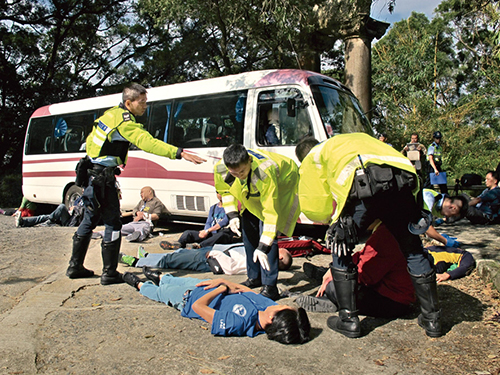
<box><xmin>433</xmin><ymin>131</ymin><xmax>442</xmax><ymax>139</ymax></box>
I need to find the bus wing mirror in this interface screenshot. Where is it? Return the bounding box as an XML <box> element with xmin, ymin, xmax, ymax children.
<box><xmin>287</xmin><ymin>98</ymin><xmax>296</xmax><ymax>117</ymax></box>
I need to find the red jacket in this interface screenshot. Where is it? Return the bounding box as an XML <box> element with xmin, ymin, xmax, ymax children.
<box><xmin>353</xmin><ymin>224</ymin><xmax>416</xmax><ymax>305</ymax></box>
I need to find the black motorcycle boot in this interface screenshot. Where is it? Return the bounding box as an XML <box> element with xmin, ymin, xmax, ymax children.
<box><xmin>410</xmin><ymin>270</ymin><xmax>442</xmax><ymax>338</ymax></box>
<box><xmin>101</xmin><ymin>238</ymin><xmax>124</xmax><ymax>285</ymax></box>
<box><xmin>326</xmin><ymin>267</ymin><xmax>361</xmax><ymax>338</ymax></box>
<box><xmin>66</xmin><ymin>233</ymin><xmax>94</xmax><ymax>279</ymax></box>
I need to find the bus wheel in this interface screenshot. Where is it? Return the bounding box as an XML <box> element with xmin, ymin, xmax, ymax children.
<box><xmin>65</xmin><ymin>185</ymin><xmax>83</xmax><ymax>208</ymax></box>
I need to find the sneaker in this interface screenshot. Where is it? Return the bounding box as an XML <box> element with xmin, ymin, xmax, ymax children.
<box><xmin>15</xmin><ymin>212</ymin><xmax>23</xmax><ymax>228</ymax></box>
<box><xmin>303</xmin><ymin>263</ymin><xmax>328</xmax><ymax>283</ymax></box>
<box><xmin>91</xmin><ymin>232</ymin><xmax>102</xmax><ymax>239</ymax></box>
<box><xmin>119</xmin><ymin>253</ymin><xmax>138</xmax><ymax>267</ymax></box>
<box><xmin>38</xmin><ymin>220</ymin><xmax>55</xmax><ymax>227</ymax></box>
<box><xmin>137</xmin><ymin>246</ymin><xmax>148</xmax><ymax>259</ymax></box>
<box><xmin>159</xmin><ymin>241</ymin><xmax>181</xmax><ymax>250</ymax></box>
<box><xmin>408</xmin><ymin>210</ymin><xmax>433</xmax><ymax>235</ymax></box>
<box><xmin>126</xmin><ymin>231</ymin><xmax>141</xmax><ymax>242</ymax></box>
<box><xmin>295</xmin><ymin>295</ymin><xmax>337</xmax><ymax>313</ymax></box>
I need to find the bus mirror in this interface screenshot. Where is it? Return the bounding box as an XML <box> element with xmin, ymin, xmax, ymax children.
<box><xmin>287</xmin><ymin>98</ymin><xmax>296</xmax><ymax>117</ymax></box>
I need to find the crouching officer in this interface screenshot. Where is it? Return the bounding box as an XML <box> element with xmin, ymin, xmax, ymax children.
<box><xmin>67</xmin><ymin>83</ymin><xmax>206</xmax><ymax>285</ymax></box>
<box><xmin>295</xmin><ymin>134</ymin><xmax>442</xmax><ymax>338</ymax></box>
<box><xmin>214</xmin><ymin>144</ymin><xmax>300</xmax><ymax>300</ymax></box>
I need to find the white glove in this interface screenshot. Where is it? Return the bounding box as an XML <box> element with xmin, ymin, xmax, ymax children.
<box><xmin>229</xmin><ymin>217</ymin><xmax>241</xmax><ymax>237</ymax></box>
<box><xmin>253</xmin><ymin>250</ymin><xmax>270</xmax><ymax>271</ymax></box>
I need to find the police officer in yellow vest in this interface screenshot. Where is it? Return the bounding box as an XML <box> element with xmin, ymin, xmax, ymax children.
<box><xmin>214</xmin><ymin>144</ymin><xmax>300</xmax><ymax>300</ymax></box>
<box><xmin>67</xmin><ymin>83</ymin><xmax>206</xmax><ymax>285</ymax></box>
<box><xmin>296</xmin><ymin>134</ymin><xmax>442</xmax><ymax>338</ymax></box>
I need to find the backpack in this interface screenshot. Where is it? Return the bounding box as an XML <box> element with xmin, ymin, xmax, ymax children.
<box><xmin>460</xmin><ymin>173</ymin><xmax>482</xmax><ymax>187</ymax></box>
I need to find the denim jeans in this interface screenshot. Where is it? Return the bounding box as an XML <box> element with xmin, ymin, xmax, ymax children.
<box><xmin>140</xmin><ymin>274</ymin><xmax>207</xmax><ymax>311</ymax></box>
<box><xmin>21</xmin><ymin>204</ymin><xmax>70</xmax><ymax>227</ymax></box>
<box><xmin>136</xmin><ymin>248</ymin><xmax>212</xmax><ymax>272</ymax></box>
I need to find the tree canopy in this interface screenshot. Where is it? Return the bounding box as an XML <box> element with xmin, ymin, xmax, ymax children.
<box><xmin>372</xmin><ymin>0</ymin><xmax>500</xmax><ymax>179</ymax></box>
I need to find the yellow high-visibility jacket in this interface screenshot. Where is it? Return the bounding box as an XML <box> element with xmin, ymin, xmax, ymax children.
<box><xmin>214</xmin><ymin>149</ymin><xmax>300</xmax><ymax>252</ymax></box>
<box><xmin>299</xmin><ymin>133</ymin><xmax>418</xmax><ymax>224</ymax></box>
<box><xmin>86</xmin><ymin>104</ymin><xmax>180</xmax><ymax>166</ymax></box>
<box><xmin>423</xmin><ymin>189</ymin><xmax>444</xmax><ymax>218</ymax></box>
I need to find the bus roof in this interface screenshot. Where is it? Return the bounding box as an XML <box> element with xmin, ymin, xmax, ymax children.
<box><xmin>30</xmin><ymin>69</ymin><xmax>347</xmax><ymax>118</ymax></box>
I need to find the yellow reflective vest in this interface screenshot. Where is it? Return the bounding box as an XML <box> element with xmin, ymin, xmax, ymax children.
<box><xmin>423</xmin><ymin>189</ymin><xmax>443</xmax><ymax>218</ymax></box>
<box><xmin>86</xmin><ymin>104</ymin><xmax>179</xmax><ymax>166</ymax></box>
<box><xmin>214</xmin><ymin>149</ymin><xmax>300</xmax><ymax>252</ymax></box>
<box><xmin>299</xmin><ymin>133</ymin><xmax>418</xmax><ymax>224</ymax></box>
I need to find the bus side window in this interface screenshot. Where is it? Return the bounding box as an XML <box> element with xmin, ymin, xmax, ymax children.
<box><xmin>149</xmin><ymin>101</ymin><xmax>173</xmax><ymax>143</ymax></box>
<box><xmin>52</xmin><ymin>112</ymin><xmax>95</xmax><ymax>153</ymax></box>
<box><xmin>26</xmin><ymin>117</ymin><xmax>55</xmax><ymax>155</ymax></box>
<box><xmin>168</xmin><ymin>91</ymin><xmax>246</xmax><ymax>148</ymax></box>
<box><xmin>256</xmin><ymin>89</ymin><xmax>312</xmax><ymax>146</ymax></box>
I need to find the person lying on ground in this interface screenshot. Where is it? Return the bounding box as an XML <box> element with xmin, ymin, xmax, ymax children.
<box><xmin>466</xmin><ymin>171</ymin><xmax>500</xmax><ymax>224</ymax></box>
<box><xmin>15</xmin><ymin>198</ymin><xmax>84</xmax><ymax>228</ymax></box>
<box><xmin>122</xmin><ymin>271</ymin><xmax>310</xmax><ymax>344</ymax></box>
<box><xmin>120</xmin><ymin>243</ymin><xmax>292</xmax><ymax>275</ymax></box>
<box><xmin>422</xmin><ymin>189</ymin><xmax>468</xmax><ymax>247</ymax></box>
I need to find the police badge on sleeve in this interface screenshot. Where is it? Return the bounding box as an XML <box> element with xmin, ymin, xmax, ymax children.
<box><xmin>122</xmin><ymin>112</ymin><xmax>131</xmax><ymax>121</ymax></box>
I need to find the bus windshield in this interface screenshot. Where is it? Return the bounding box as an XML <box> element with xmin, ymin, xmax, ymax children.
<box><xmin>311</xmin><ymin>85</ymin><xmax>372</xmax><ymax>137</ymax></box>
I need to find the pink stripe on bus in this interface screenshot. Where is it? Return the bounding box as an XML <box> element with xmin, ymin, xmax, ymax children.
<box><xmin>23</xmin><ymin>157</ymin><xmax>82</xmax><ymax>164</ymax></box>
<box><xmin>23</xmin><ymin>171</ymin><xmax>76</xmax><ymax>178</ymax></box>
<box><xmin>23</xmin><ymin>157</ymin><xmax>214</xmax><ymax>186</ymax></box>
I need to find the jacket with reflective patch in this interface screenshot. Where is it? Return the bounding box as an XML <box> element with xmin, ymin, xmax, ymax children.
<box><xmin>423</xmin><ymin>189</ymin><xmax>444</xmax><ymax>218</ymax></box>
<box><xmin>214</xmin><ymin>149</ymin><xmax>300</xmax><ymax>252</ymax></box>
<box><xmin>299</xmin><ymin>133</ymin><xmax>418</xmax><ymax>224</ymax></box>
<box><xmin>86</xmin><ymin>105</ymin><xmax>179</xmax><ymax>166</ymax></box>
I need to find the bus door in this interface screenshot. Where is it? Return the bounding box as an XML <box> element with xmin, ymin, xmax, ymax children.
<box><xmin>247</xmin><ymin>86</ymin><xmax>317</xmax><ymax>161</ymax></box>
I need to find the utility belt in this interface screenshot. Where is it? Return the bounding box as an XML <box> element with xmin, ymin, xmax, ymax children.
<box><xmin>349</xmin><ymin>162</ymin><xmax>417</xmax><ymax>200</ymax></box>
<box><xmin>89</xmin><ymin>165</ymin><xmax>120</xmax><ymax>191</ymax></box>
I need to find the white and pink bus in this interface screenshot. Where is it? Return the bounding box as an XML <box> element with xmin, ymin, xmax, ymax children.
<box><xmin>23</xmin><ymin>69</ymin><xmax>372</xmax><ymax>220</ymax></box>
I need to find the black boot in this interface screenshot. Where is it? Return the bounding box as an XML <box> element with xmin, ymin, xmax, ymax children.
<box><xmin>66</xmin><ymin>233</ymin><xmax>94</xmax><ymax>279</ymax></box>
<box><xmin>410</xmin><ymin>270</ymin><xmax>442</xmax><ymax>338</ymax></box>
<box><xmin>101</xmin><ymin>238</ymin><xmax>124</xmax><ymax>285</ymax></box>
<box><xmin>326</xmin><ymin>267</ymin><xmax>361</xmax><ymax>338</ymax></box>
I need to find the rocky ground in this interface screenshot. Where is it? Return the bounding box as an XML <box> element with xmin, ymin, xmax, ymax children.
<box><xmin>0</xmin><ymin>214</ymin><xmax>499</xmax><ymax>375</ymax></box>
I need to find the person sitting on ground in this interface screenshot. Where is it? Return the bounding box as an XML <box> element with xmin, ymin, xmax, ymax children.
<box><xmin>95</xmin><ymin>186</ymin><xmax>168</xmax><ymax>242</ymax></box>
<box><xmin>297</xmin><ymin>222</ymin><xmax>476</xmax><ymax>314</ymax></box>
<box><xmin>12</xmin><ymin>196</ymin><xmax>37</xmax><ymax>218</ymax></box>
<box><xmin>120</xmin><ymin>243</ymin><xmax>293</xmax><ymax>275</ymax></box>
<box><xmin>122</xmin><ymin>271</ymin><xmax>310</xmax><ymax>344</ymax></box>
<box><xmin>466</xmin><ymin>171</ymin><xmax>500</xmax><ymax>224</ymax></box>
<box><xmin>422</xmin><ymin>189</ymin><xmax>468</xmax><ymax>247</ymax></box>
<box><xmin>165</xmin><ymin>192</ymin><xmax>236</xmax><ymax>249</ymax></box>
<box><xmin>16</xmin><ymin>197</ymin><xmax>84</xmax><ymax>228</ymax></box>
<box><xmin>297</xmin><ymin>221</ymin><xmax>415</xmax><ymax>317</ymax></box>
